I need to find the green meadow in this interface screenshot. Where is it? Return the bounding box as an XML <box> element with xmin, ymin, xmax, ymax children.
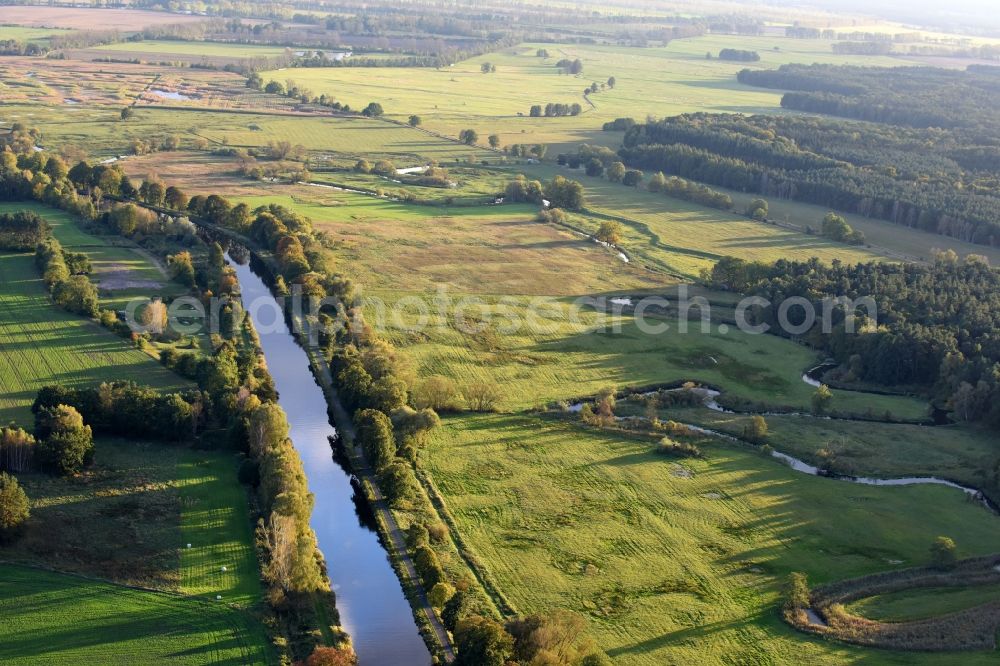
<box><xmin>661</xmin><ymin>407</ymin><xmax>1000</xmax><ymax>492</ymax></box>
<box><xmin>0</xmin><ymin>564</ymin><xmax>270</xmax><ymax>665</ymax></box>
<box><xmin>261</xmin><ymin>35</ymin><xmax>916</xmax><ymax>153</ymax></box>
<box><xmin>374</xmin><ymin>292</ymin><xmax>927</xmax><ymax>418</ymax></box>
<box><xmin>0</xmin><ymin>26</ymin><xmax>70</xmax><ymax>42</ymax></box>
<box><xmin>847</xmin><ymin>583</ymin><xmax>1000</xmax><ymax>623</ymax></box>
<box><xmin>424</xmin><ymin>412</ymin><xmax>1000</xmax><ymax>666</ymax></box>
<box><xmin>2</xmin><ymin>437</ymin><xmax>271</xmax><ymax>662</ymax></box>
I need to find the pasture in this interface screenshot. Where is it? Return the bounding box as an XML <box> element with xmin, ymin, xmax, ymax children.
<box><xmin>3</xmin><ymin>437</ymin><xmax>270</xmax><ymax>660</ymax></box>
<box><xmin>242</xmin><ymin>187</ymin><xmax>926</xmax><ymax>418</ymax></box>
<box><xmin>260</xmin><ymin>35</ymin><xmax>917</xmax><ymax>153</ymax></box>
<box><xmin>373</xmin><ymin>290</ymin><xmax>928</xmax><ymax>417</ymax></box>
<box><xmin>237</xmin><ymin>189</ymin><xmax>663</xmax><ymax>295</ymax></box>
<box><xmin>0</xmin><ymin>57</ymin><xmax>155</xmax><ymax>108</ymax></box>
<box><xmin>0</xmin><ymin>26</ymin><xmax>70</xmax><ymax>42</ymax></box>
<box><xmin>552</xmin><ymin>166</ymin><xmax>1000</xmax><ymax>268</ymax></box>
<box><xmin>8</xmin><ymin>438</ymin><xmax>261</xmax><ymax>600</ymax></box>
<box><xmin>26</xmin><ymin>104</ymin><xmax>489</xmax><ymax>161</ymax></box>
<box><xmin>424</xmin><ymin>412</ymin><xmax>1000</xmax><ymax>665</ymax></box>
<box><xmin>178</xmin><ymin>453</ymin><xmax>263</xmax><ymax>606</ymax></box>
<box><xmin>519</xmin><ymin>164</ymin><xmax>890</xmax><ymax>277</ymax></box>
<box><xmin>0</xmin><ymin>564</ymin><xmax>271</xmax><ymax>665</ymax></box>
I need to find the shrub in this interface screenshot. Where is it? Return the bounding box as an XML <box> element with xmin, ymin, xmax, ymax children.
<box><xmin>930</xmin><ymin>536</ymin><xmax>958</xmax><ymax>569</ymax></box>
<box><xmin>746</xmin><ymin>198</ymin><xmax>769</xmax><ymax>220</ymax></box>
<box><xmin>427</xmin><ymin>521</ymin><xmax>449</xmax><ymax>544</ymax></box>
<box><xmin>305</xmin><ymin>645</ymin><xmax>357</xmax><ymax>665</ymax></box>
<box><xmin>413</xmin><ymin>375</ymin><xmax>463</xmax><ymax>411</ymax></box>
<box><xmin>35</xmin><ymin>404</ymin><xmax>93</xmax><ymax>476</ymax></box>
<box><xmin>428</xmin><ymin>581</ymin><xmax>456</xmax><ymax>608</ymax></box>
<box><xmin>743</xmin><ymin>415</ymin><xmax>768</xmax><ymax>443</ymax></box>
<box><xmin>811</xmin><ymin>384</ymin><xmax>833</xmax><ymax>415</ymax></box>
<box><xmin>406</xmin><ymin>522</ymin><xmax>429</xmax><ymax>549</ymax></box>
<box><xmin>784</xmin><ymin>571</ymin><xmax>811</xmax><ymax>613</ymax></box>
<box><xmin>656</xmin><ymin>437</ymin><xmax>701</xmax><ymax>458</ymax></box>
<box><xmin>0</xmin><ymin>472</ymin><xmax>30</xmax><ymax>539</ymax></box>
<box><xmin>536</xmin><ymin>208</ymin><xmax>567</xmax><ymax>226</ymax></box>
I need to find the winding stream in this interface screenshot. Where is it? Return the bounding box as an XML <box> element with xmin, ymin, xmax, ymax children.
<box><xmin>567</xmin><ymin>387</ymin><xmax>991</xmax><ymax>510</ymax></box>
<box><xmin>229</xmin><ymin>254</ymin><xmax>431</xmax><ymax>666</ymax></box>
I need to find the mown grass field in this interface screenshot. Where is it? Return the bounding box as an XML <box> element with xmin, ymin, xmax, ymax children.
<box><xmin>0</xmin><ymin>249</ymin><xmax>186</xmax><ymax>425</ymax></box>
<box><xmin>178</xmin><ymin>453</ymin><xmax>263</xmax><ymax>605</ymax></box>
<box><xmin>425</xmin><ymin>412</ymin><xmax>1000</xmax><ymax>665</ymax></box>
<box><xmin>3</xmin><ymin>438</ymin><xmax>271</xmax><ymax>662</ymax></box>
<box><xmin>847</xmin><ymin>583</ymin><xmax>1000</xmax><ymax>623</ymax></box>
<box><xmin>0</xmin><ymin>564</ymin><xmax>271</xmax><ymax>665</ymax></box>
<box><xmin>261</xmin><ymin>35</ymin><xmax>916</xmax><ymax>153</ymax></box>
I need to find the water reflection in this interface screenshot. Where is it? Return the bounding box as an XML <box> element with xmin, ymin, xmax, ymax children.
<box><xmin>227</xmin><ymin>250</ymin><xmax>431</xmax><ymax>665</ymax></box>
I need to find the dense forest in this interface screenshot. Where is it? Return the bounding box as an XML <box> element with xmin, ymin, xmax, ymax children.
<box><xmin>708</xmin><ymin>254</ymin><xmax>1000</xmax><ymax>430</ymax></box>
<box><xmin>618</xmin><ymin>113</ymin><xmax>1000</xmax><ymax>247</ymax></box>
<box><xmin>737</xmin><ymin>64</ymin><xmax>1000</xmax><ymax>131</ymax></box>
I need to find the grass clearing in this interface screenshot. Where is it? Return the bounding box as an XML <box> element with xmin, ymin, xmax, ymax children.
<box><xmin>425</xmin><ymin>412</ymin><xmax>1000</xmax><ymax>665</ymax></box>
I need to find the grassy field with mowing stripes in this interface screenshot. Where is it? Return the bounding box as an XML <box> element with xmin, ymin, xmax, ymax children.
<box><xmin>0</xmin><ymin>564</ymin><xmax>272</xmax><ymax>665</ymax></box>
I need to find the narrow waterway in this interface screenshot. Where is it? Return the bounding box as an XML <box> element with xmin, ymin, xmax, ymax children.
<box><xmin>229</xmin><ymin>254</ymin><xmax>431</xmax><ymax>666</ymax></box>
